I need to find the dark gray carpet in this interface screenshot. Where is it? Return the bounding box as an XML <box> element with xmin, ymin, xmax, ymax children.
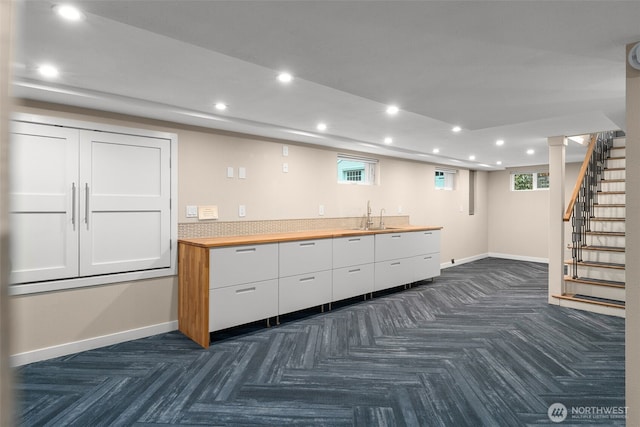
<box><xmin>15</xmin><ymin>258</ymin><xmax>625</xmax><ymax>426</ymax></box>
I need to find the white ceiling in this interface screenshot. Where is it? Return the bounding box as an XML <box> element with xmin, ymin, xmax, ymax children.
<box><xmin>11</xmin><ymin>1</ymin><xmax>640</xmax><ymax>169</ymax></box>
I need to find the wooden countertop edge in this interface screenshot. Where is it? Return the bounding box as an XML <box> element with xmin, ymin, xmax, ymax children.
<box><xmin>179</xmin><ymin>226</ymin><xmax>443</xmax><ymax>248</ymax></box>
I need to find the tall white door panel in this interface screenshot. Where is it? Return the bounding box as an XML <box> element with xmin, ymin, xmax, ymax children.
<box><xmin>9</xmin><ymin>122</ymin><xmax>79</xmax><ymax>283</ymax></box>
<box><xmin>79</xmin><ymin>131</ymin><xmax>171</xmax><ymax>276</ymax></box>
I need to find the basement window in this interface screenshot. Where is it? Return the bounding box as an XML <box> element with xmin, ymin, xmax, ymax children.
<box><xmin>435</xmin><ymin>168</ymin><xmax>456</xmax><ymax>190</ymax></box>
<box><xmin>511</xmin><ymin>172</ymin><xmax>549</xmax><ymax>191</ymax></box>
<box><xmin>337</xmin><ymin>155</ymin><xmax>377</xmax><ymax>185</ymax></box>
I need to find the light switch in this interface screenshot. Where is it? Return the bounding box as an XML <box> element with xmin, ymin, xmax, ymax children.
<box><xmin>186</xmin><ymin>205</ymin><xmax>198</xmax><ymax>218</ymax></box>
<box><xmin>283</xmin><ymin>145</ymin><xmax>289</xmax><ymax>157</ymax></box>
<box><xmin>238</xmin><ymin>204</ymin><xmax>246</xmax><ymax>217</ymax></box>
<box><xmin>198</xmin><ymin>205</ymin><xmax>219</xmax><ymax>220</ymax></box>
<box><xmin>239</xmin><ymin>167</ymin><xmax>246</xmax><ymax>179</ymax></box>
<box><xmin>226</xmin><ymin>167</ymin><xmax>234</xmax><ymax>178</ymax></box>
<box><xmin>283</xmin><ymin>163</ymin><xmax>289</xmax><ymax>173</ymax></box>
<box><xmin>319</xmin><ymin>204</ymin><xmax>325</xmax><ymax>216</ymax></box>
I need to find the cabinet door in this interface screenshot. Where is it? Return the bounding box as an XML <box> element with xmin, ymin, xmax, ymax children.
<box><xmin>374</xmin><ymin>232</ymin><xmax>412</xmax><ymax>262</ymax></box>
<box><xmin>79</xmin><ymin>131</ymin><xmax>171</xmax><ymax>276</ymax></box>
<box><xmin>412</xmin><ymin>253</ymin><xmax>441</xmax><ymax>282</ymax></box>
<box><xmin>332</xmin><ymin>263</ymin><xmax>374</xmax><ymax>301</ymax></box>
<box><xmin>374</xmin><ymin>259</ymin><xmax>414</xmax><ymax>291</ymax></box>
<box><xmin>279</xmin><ymin>270</ymin><xmax>332</xmax><ymax>315</ymax></box>
<box><xmin>412</xmin><ymin>230</ymin><xmax>440</xmax><ymax>255</ymax></box>
<box><xmin>9</xmin><ymin>122</ymin><xmax>79</xmax><ymax>283</ymax></box>
<box><xmin>279</xmin><ymin>239</ymin><xmax>332</xmax><ymax>277</ymax></box>
<box><xmin>333</xmin><ymin>235</ymin><xmax>374</xmax><ymax>268</ymax></box>
<box><xmin>209</xmin><ymin>279</ymin><xmax>278</xmax><ymax>332</ymax></box>
<box><xmin>210</xmin><ymin>243</ymin><xmax>278</xmax><ymax>288</ymax></box>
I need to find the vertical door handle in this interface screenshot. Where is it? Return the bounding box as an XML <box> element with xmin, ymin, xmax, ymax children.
<box><xmin>71</xmin><ymin>183</ymin><xmax>76</xmax><ymax>230</ymax></box>
<box><xmin>84</xmin><ymin>183</ymin><xmax>89</xmax><ymax>229</ymax></box>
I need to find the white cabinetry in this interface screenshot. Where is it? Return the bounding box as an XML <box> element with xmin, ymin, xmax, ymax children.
<box><xmin>209</xmin><ymin>244</ymin><xmax>278</xmax><ymax>332</ymax></box>
<box><xmin>332</xmin><ymin>235</ymin><xmax>374</xmax><ymax>301</ymax></box>
<box><xmin>9</xmin><ymin>121</ymin><xmax>172</xmax><ymax>285</ymax></box>
<box><xmin>374</xmin><ymin>230</ymin><xmax>440</xmax><ymax>291</ymax></box>
<box><xmin>279</xmin><ymin>239</ymin><xmax>332</xmax><ymax>314</ymax></box>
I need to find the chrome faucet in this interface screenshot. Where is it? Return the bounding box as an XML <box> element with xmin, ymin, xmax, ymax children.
<box><xmin>366</xmin><ymin>200</ymin><xmax>374</xmax><ymax>230</ymax></box>
<box><xmin>379</xmin><ymin>208</ymin><xmax>385</xmax><ymax>229</ymax></box>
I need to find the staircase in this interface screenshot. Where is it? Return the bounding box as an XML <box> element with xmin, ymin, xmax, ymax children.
<box><xmin>554</xmin><ymin>133</ymin><xmax>626</xmax><ymax>317</ymax></box>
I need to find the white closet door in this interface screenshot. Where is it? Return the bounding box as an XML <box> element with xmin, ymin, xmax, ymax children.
<box><xmin>9</xmin><ymin>122</ymin><xmax>79</xmax><ymax>283</ymax></box>
<box><xmin>79</xmin><ymin>131</ymin><xmax>171</xmax><ymax>276</ymax></box>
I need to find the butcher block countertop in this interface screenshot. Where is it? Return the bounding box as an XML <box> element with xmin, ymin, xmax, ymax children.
<box><xmin>179</xmin><ymin>225</ymin><xmax>443</xmax><ymax>248</ymax></box>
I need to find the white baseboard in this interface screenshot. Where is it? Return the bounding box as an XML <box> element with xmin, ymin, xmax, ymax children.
<box><xmin>11</xmin><ymin>320</ymin><xmax>179</xmax><ymax>367</ymax></box>
<box><xmin>488</xmin><ymin>252</ymin><xmax>549</xmax><ymax>264</ymax></box>
<box><xmin>441</xmin><ymin>253</ymin><xmax>489</xmax><ymax>269</ymax></box>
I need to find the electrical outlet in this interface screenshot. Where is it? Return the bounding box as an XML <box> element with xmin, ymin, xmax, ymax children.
<box><xmin>283</xmin><ymin>163</ymin><xmax>289</xmax><ymax>173</ymax></box>
<box><xmin>238</xmin><ymin>204</ymin><xmax>246</xmax><ymax>217</ymax></box>
<box><xmin>283</xmin><ymin>145</ymin><xmax>289</xmax><ymax>156</ymax></box>
<box><xmin>319</xmin><ymin>204</ymin><xmax>325</xmax><ymax>216</ymax></box>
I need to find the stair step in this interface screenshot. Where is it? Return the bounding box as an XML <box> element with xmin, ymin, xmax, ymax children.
<box><xmin>604</xmin><ymin>167</ymin><xmax>625</xmax><ymax>171</ymax></box>
<box><xmin>553</xmin><ymin>293</ymin><xmax>625</xmax><ymax>309</ymax></box>
<box><xmin>600</xmin><ymin>179</ymin><xmax>625</xmax><ymax>183</ymax></box>
<box><xmin>586</xmin><ymin>231</ymin><xmax>624</xmax><ymax>236</ymax></box>
<box><xmin>565</xmin><ymin>260</ymin><xmax>625</xmax><ymax>270</ymax></box>
<box><xmin>590</xmin><ymin>217</ymin><xmax>625</xmax><ymax>221</ymax></box>
<box><xmin>594</xmin><ymin>203</ymin><xmax>625</xmax><ymax>208</ymax></box>
<box><xmin>565</xmin><ymin>276</ymin><xmax>625</xmax><ymax>288</ymax></box>
<box><xmin>582</xmin><ymin>245</ymin><xmax>625</xmax><ymax>252</ymax></box>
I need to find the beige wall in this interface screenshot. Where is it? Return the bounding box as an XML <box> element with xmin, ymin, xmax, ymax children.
<box><xmin>487</xmin><ymin>163</ymin><xmax>581</xmax><ymax>261</ymax></box>
<box><xmin>10</xmin><ymin>100</ymin><xmax>490</xmax><ymax>356</ymax></box>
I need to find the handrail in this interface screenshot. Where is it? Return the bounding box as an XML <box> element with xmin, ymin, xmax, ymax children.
<box><xmin>563</xmin><ymin>134</ymin><xmax>597</xmax><ymax>222</ymax></box>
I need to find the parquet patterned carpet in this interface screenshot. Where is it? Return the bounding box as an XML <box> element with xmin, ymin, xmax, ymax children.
<box><xmin>15</xmin><ymin>258</ymin><xmax>625</xmax><ymax>426</ymax></box>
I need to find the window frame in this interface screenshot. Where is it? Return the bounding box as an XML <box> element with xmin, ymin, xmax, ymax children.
<box><xmin>337</xmin><ymin>154</ymin><xmax>378</xmax><ymax>185</ymax></box>
<box><xmin>434</xmin><ymin>168</ymin><xmax>456</xmax><ymax>191</ymax></box>
<box><xmin>510</xmin><ymin>171</ymin><xmax>550</xmax><ymax>191</ymax></box>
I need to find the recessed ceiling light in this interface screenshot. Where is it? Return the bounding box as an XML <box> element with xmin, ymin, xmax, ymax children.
<box><xmin>384</xmin><ymin>137</ymin><xmax>393</xmax><ymax>145</ymax></box>
<box><xmin>432</xmin><ymin>148</ymin><xmax>440</xmax><ymax>154</ymax></box>
<box><xmin>496</xmin><ymin>160</ymin><xmax>502</xmax><ymax>165</ymax></box>
<box><xmin>53</xmin><ymin>4</ymin><xmax>85</xmax><ymax>21</ymax></box>
<box><xmin>469</xmin><ymin>155</ymin><xmax>476</xmax><ymax>161</ymax></box>
<box><xmin>38</xmin><ymin>64</ymin><xmax>59</xmax><ymax>78</ymax></box>
<box><xmin>214</xmin><ymin>102</ymin><xmax>227</xmax><ymax>111</ymax></box>
<box><xmin>452</xmin><ymin>126</ymin><xmax>462</xmax><ymax>133</ymax></box>
<box><xmin>277</xmin><ymin>72</ymin><xmax>293</xmax><ymax>83</ymax></box>
<box><xmin>526</xmin><ymin>149</ymin><xmax>535</xmax><ymax>155</ymax></box>
<box><xmin>386</xmin><ymin>105</ymin><xmax>399</xmax><ymax>115</ymax></box>
<box><xmin>316</xmin><ymin>122</ymin><xmax>327</xmax><ymax>131</ymax></box>
<box><xmin>496</xmin><ymin>139</ymin><xmax>504</xmax><ymax>146</ymax></box>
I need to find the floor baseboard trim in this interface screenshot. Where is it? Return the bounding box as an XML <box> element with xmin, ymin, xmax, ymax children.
<box><xmin>11</xmin><ymin>320</ymin><xmax>179</xmax><ymax>367</ymax></box>
<box><xmin>488</xmin><ymin>253</ymin><xmax>549</xmax><ymax>264</ymax></box>
<box><xmin>441</xmin><ymin>253</ymin><xmax>489</xmax><ymax>269</ymax></box>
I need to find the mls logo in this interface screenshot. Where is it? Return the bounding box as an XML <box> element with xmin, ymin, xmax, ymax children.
<box><xmin>548</xmin><ymin>402</ymin><xmax>568</xmax><ymax>423</ymax></box>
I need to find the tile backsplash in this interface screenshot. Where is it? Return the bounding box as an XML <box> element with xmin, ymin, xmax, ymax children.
<box><xmin>178</xmin><ymin>216</ymin><xmax>411</xmax><ymax>239</ymax></box>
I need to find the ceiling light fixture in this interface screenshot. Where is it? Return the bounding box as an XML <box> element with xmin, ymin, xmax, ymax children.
<box><xmin>568</xmin><ymin>135</ymin><xmax>585</xmax><ymax>144</ymax></box>
<box><xmin>384</xmin><ymin>137</ymin><xmax>393</xmax><ymax>145</ymax></box>
<box><xmin>214</xmin><ymin>102</ymin><xmax>227</xmax><ymax>111</ymax></box>
<box><xmin>316</xmin><ymin>122</ymin><xmax>327</xmax><ymax>131</ymax></box>
<box><xmin>38</xmin><ymin>64</ymin><xmax>59</xmax><ymax>78</ymax></box>
<box><xmin>277</xmin><ymin>72</ymin><xmax>293</xmax><ymax>83</ymax></box>
<box><xmin>432</xmin><ymin>148</ymin><xmax>440</xmax><ymax>154</ymax></box>
<box><xmin>469</xmin><ymin>155</ymin><xmax>476</xmax><ymax>161</ymax></box>
<box><xmin>386</xmin><ymin>105</ymin><xmax>399</xmax><ymax>115</ymax></box>
<box><xmin>53</xmin><ymin>4</ymin><xmax>85</xmax><ymax>21</ymax></box>
<box><xmin>452</xmin><ymin>126</ymin><xmax>462</xmax><ymax>133</ymax></box>
<box><xmin>496</xmin><ymin>139</ymin><xmax>504</xmax><ymax>146</ymax></box>
<box><xmin>526</xmin><ymin>149</ymin><xmax>535</xmax><ymax>155</ymax></box>
<box><xmin>496</xmin><ymin>160</ymin><xmax>502</xmax><ymax>165</ymax></box>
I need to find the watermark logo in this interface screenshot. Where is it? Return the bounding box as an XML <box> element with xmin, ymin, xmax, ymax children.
<box><xmin>548</xmin><ymin>403</ymin><xmax>568</xmax><ymax>423</ymax></box>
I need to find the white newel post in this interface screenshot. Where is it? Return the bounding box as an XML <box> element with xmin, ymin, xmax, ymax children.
<box><xmin>548</xmin><ymin>135</ymin><xmax>566</xmax><ymax>304</ymax></box>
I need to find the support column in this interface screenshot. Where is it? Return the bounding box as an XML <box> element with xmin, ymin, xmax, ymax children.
<box><xmin>626</xmin><ymin>41</ymin><xmax>640</xmax><ymax>426</ymax></box>
<box><xmin>548</xmin><ymin>135</ymin><xmax>566</xmax><ymax>303</ymax></box>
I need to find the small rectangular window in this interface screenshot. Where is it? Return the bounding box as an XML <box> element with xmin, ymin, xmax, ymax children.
<box><xmin>337</xmin><ymin>155</ymin><xmax>377</xmax><ymax>185</ymax></box>
<box><xmin>511</xmin><ymin>172</ymin><xmax>549</xmax><ymax>191</ymax></box>
<box><xmin>435</xmin><ymin>168</ymin><xmax>456</xmax><ymax>190</ymax></box>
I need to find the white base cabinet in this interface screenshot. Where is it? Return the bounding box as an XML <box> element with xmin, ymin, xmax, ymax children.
<box><xmin>200</xmin><ymin>229</ymin><xmax>441</xmax><ymax>337</ymax></box>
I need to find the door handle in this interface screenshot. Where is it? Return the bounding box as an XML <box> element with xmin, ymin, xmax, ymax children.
<box><xmin>71</xmin><ymin>183</ymin><xmax>76</xmax><ymax>230</ymax></box>
<box><xmin>84</xmin><ymin>183</ymin><xmax>89</xmax><ymax>229</ymax></box>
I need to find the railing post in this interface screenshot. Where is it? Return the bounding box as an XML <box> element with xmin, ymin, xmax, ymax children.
<box><xmin>548</xmin><ymin>135</ymin><xmax>566</xmax><ymax>303</ymax></box>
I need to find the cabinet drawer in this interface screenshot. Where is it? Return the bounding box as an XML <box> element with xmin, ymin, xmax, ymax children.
<box><xmin>209</xmin><ymin>279</ymin><xmax>278</xmax><ymax>331</ymax></box>
<box><xmin>333</xmin><ymin>235</ymin><xmax>374</xmax><ymax>268</ymax></box>
<box><xmin>375</xmin><ymin>232</ymin><xmax>412</xmax><ymax>261</ymax></box>
<box><xmin>412</xmin><ymin>253</ymin><xmax>440</xmax><ymax>282</ymax></box>
<box><xmin>332</xmin><ymin>263</ymin><xmax>374</xmax><ymax>302</ymax></box>
<box><xmin>279</xmin><ymin>239</ymin><xmax>332</xmax><ymax>277</ymax></box>
<box><xmin>279</xmin><ymin>270</ymin><xmax>332</xmax><ymax>315</ymax></box>
<box><xmin>374</xmin><ymin>259</ymin><xmax>414</xmax><ymax>291</ymax></box>
<box><xmin>412</xmin><ymin>230</ymin><xmax>440</xmax><ymax>255</ymax></box>
<box><xmin>210</xmin><ymin>243</ymin><xmax>278</xmax><ymax>288</ymax></box>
